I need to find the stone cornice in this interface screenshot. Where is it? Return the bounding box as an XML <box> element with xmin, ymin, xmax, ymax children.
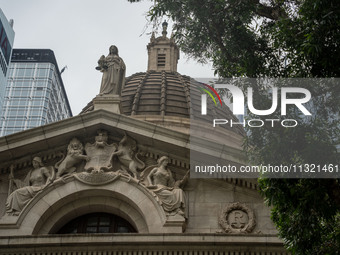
<box><xmin>0</xmin><ymin>233</ymin><xmax>284</xmax><ymax>248</ymax></box>
<box><xmin>0</xmin><ymin>109</ymin><xmax>190</xmax><ymax>172</ymax></box>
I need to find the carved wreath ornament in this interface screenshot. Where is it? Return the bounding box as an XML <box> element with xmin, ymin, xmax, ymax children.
<box><xmin>219</xmin><ymin>202</ymin><xmax>256</xmax><ymax>234</ymax></box>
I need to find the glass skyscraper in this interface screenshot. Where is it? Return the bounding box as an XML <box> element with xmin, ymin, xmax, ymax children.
<box><xmin>0</xmin><ymin>8</ymin><xmax>15</xmax><ymax>117</ymax></box>
<box><xmin>0</xmin><ymin>49</ymin><xmax>72</xmax><ymax>136</ymax></box>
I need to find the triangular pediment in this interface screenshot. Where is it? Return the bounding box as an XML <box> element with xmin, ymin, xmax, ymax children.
<box><xmin>0</xmin><ymin>109</ymin><xmax>192</xmax><ymax>173</ymax></box>
<box><xmin>0</xmin><ymin>109</ymin><xmax>247</xmax><ymax>176</ymax></box>
<box><xmin>0</xmin><ymin>109</ymin><xmax>196</xmax><ymax>233</ymax></box>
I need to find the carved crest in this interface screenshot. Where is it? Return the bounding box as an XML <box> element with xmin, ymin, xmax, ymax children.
<box><xmin>84</xmin><ymin>130</ymin><xmax>117</xmax><ymax>172</ymax></box>
<box><xmin>219</xmin><ymin>202</ymin><xmax>256</xmax><ymax>234</ymax></box>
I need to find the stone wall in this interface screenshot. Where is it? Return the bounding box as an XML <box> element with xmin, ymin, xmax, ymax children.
<box><xmin>185</xmin><ymin>179</ymin><xmax>277</xmax><ymax>235</ymax></box>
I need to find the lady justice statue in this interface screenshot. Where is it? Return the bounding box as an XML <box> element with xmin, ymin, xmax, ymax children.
<box><xmin>96</xmin><ymin>45</ymin><xmax>126</xmax><ymax>95</ymax></box>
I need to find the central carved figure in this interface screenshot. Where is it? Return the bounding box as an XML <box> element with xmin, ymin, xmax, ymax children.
<box><xmin>85</xmin><ymin>130</ymin><xmax>117</xmax><ymax>173</ymax></box>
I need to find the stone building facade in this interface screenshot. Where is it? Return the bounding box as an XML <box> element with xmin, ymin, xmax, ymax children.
<box><xmin>0</xmin><ymin>23</ymin><xmax>288</xmax><ymax>254</ymax></box>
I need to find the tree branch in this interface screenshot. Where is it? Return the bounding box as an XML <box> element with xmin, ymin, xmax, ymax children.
<box><xmin>251</xmin><ymin>0</ymin><xmax>287</xmax><ymax>20</ymax></box>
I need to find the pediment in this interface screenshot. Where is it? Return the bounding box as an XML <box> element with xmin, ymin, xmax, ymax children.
<box><xmin>0</xmin><ymin>109</ymin><xmax>194</xmax><ymax>233</ymax></box>
<box><xmin>0</xmin><ymin>109</ymin><xmax>191</xmax><ymax>174</ymax></box>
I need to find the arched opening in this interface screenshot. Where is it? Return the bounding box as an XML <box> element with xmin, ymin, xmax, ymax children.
<box><xmin>9</xmin><ymin>177</ymin><xmax>184</xmax><ymax>235</ymax></box>
<box><xmin>39</xmin><ymin>191</ymin><xmax>148</xmax><ymax>235</ymax></box>
<box><xmin>56</xmin><ymin>212</ymin><xmax>137</xmax><ymax>234</ymax></box>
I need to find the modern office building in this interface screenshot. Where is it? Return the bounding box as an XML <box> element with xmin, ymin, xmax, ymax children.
<box><xmin>0</xmin><ymin>49</ymin><xmax>72</xmax><ymax>136</ymax></box>
<box><xmin>0</xmin><ymin>8</ymin><xmax>15</xmax><ymax>116</ymax></box>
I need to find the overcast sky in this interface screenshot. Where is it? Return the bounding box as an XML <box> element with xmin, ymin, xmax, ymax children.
<box><xmin>0</xmin><ymin>0</ymin><xmax>215</xmax><ymax>114</ymax></box>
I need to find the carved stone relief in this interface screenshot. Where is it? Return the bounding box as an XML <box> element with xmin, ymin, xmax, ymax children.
<box><xmin>5</xmin><ymin>157</ymin><xmax>55</xmax><ymax>216</ymax></box>
<box><xmin>140</xmin><ymin>156</ymin><xmax>189</xmax><ymax>218</ymax></box>
<box><xmin>111</xmin><ymin>133</ymin><xmax>145</xmax><ymax>178</ymax></box>
<box><xmin>84</xmin><ymin>130</ymin><xmax>117</xmax><ymax>173</ymax></box>
<box><xmin>55</xmin><ymin>137</ymin><xmax>88</xmax><ymax>178</ymax></box>
<box><xmin>75</xmin><ymin>171</ymin><xmax>126</xmax><ymax>186</ymax></box>
<box><xmin>219</xmin><ymin>202</ymin><xmax>256</xmax><ymax>233</ymax></box>
<box><xmin>3</xmin><ymin>129</ymin><xmax>189</xmax><ymax>219</ymax></box>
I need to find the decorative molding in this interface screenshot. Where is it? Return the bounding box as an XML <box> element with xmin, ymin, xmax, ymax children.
<box><xmin>176</xmin><ymin>73</ymin><xmax>193</xmax><ymax>118</ymax></box>
<box><xmin>160</xmin><ymin>71</ymin><xmax>167</xmax><ymax>116</ymax></box>
<box><xmin>225</xmin><ymin>178</ymin><xmax>259</xmax><ymax>190</ymax></box>
<box><xmin>0</xmin><ymin>234</ymin><xmax>287</xmax><ymax>255</ymax></box>
<box><xmin>74</xmin><ymin>171</ymin><xmax>124</xmax><ymax>185</ymax></box>
<box><xmin>131</xmin><ymin>72</ymin><xmax>150</xmax><ymax>115</ymax></box>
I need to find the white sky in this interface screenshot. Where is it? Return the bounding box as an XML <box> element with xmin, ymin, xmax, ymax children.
<box><xmin>0</xmin><ymin>0</ymin><xmax>215</xmax><ymax>114</ymax></box>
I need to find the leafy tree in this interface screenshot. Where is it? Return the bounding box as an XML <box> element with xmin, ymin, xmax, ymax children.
<box><xmin>129</xmin><ymin>0</ymin><xmax>340</xmax><ymax>254</ymax></box>
<box><xmin>130</xmin><ymin>0</ymin><xmax>340</xmax><ymax>78</ymax></box>
<box><xmin>244</xmin><ymin>78</ymin><xmax>340</xmax><ymax>254</ymax></box>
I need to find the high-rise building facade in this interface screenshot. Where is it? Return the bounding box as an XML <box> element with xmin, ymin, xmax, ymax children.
<box><xmin>0</xmin><ymin>8</ymin><xmax>15</xmax><ymax>116</ymax></box>
<box><xmin>0</xmin><ymin>49</ymin><xmax>72</xmax><ymax>136</ymax></box>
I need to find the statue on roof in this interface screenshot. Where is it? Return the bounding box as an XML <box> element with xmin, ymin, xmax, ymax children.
<box><xmin>96</xmin><ymin>45</ymin><xmax>126</xmax><ymax>96</ymax></box>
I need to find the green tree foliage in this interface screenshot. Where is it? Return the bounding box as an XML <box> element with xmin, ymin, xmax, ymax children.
<box><xmin>130</xmin><ymin>0</ymin><xmax>340</xmax><ymax>78</ymax></box>
<box><xmin>244</xmin><ymin>78</ymin><xmax>340</xmax><ymax>254</ymax></box>
<box><xmin>129</xmin><ymin>0</ymin><xmax>340</xmax><ymax>253</ymax></box>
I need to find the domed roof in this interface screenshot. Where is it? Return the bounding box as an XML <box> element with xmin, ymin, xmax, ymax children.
<box><xmin>121</xmin><ymin>70</ymin><xmax>244</xmax><ymax>136</ymax></box>
<box><xmin>122</xmin><ymin>71</ymin><xmax>190</xmax><ymax>117</ymax></box>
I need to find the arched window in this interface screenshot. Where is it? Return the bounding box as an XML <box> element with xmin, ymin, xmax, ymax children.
<box><xmin>56</xmin><ymin>213</ymin><xmax>137</xmax><ymax>234</ymax></box>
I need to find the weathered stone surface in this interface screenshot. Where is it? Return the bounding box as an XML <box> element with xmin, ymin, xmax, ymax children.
<box><xmin>84</xmin><ymin>129</ymin><xmax>117</xmax><ymax>172</ymax></box>
<box><xmin>5</xmin><ymin>157</ymin><xmax>54</xmax><ymax>216</ymax></box>
<box><xmin>55</xmin><ymin>137</ymin><xmax>87</xmax><ymax>178</ymax></box>
<box><xmin>97</xmin><ymin>45</ymin><xmax>126</xmax><ymax>96</ymax></box>
<box><xmin>93</xmin><ymin>94</ymin><xmax>123</xmax><ymax>113</ymax></box>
